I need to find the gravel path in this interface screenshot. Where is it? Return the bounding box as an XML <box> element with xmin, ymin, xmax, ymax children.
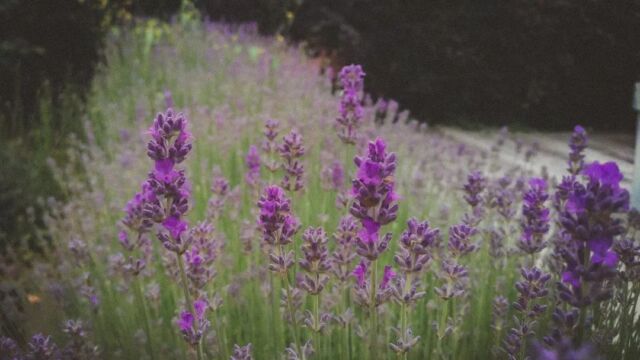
<box><xmin>439</xmin><ymin>127</ymin><xmax>635</xmax><ymax>186</ymax></box>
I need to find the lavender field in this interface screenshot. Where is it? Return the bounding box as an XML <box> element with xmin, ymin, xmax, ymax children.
<box><xmin>1</xmin><ymin>18</ymin><xmax>639</xmax><ymax>360</ymax></box>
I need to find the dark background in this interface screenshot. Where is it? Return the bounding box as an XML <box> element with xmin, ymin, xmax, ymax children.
<box><xmin>3</xmin><ymin>0</ymin><xmax>640</xmax><ymax>134</ymax></box>
<box><xmin>2</xmin><ymin>0</ymin><xmax>640</xmax><ymax>246</ymax></box>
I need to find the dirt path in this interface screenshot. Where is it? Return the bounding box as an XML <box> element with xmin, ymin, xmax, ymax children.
<box><xmin>439</xmin><ymin>127</ymin><xmax>635</xmax><ymax>186</ymax></box>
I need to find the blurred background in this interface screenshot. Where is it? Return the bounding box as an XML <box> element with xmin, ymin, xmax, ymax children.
<box><xmin>2</xmin><ymin>0</ymin><xmax>640</xmax><ymax>247</ymax></box>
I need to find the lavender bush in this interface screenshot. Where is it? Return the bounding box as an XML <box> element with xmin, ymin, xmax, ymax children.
<box><xmin>1</xmin><ymin>14</ymin><xmax>638</xmax><ymax>360</ymax></box>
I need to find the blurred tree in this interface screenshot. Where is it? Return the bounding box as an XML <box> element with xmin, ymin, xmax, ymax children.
<box><xmin>291</xmin><ymin>0</ymin><xmax>640</xmax><ymax>130</ymax></box>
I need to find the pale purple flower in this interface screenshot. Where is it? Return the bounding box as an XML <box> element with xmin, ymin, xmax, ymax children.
<box><xmin>245</xmin><ymin>145</ymin><xmax>261</xmax><ymax>187</ymax></box>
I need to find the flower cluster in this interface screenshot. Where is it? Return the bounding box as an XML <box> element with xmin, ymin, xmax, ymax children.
<box><xmin>518</xmin><ymin>178</ymin><xmax>550</xmax><ymax>256</ymax></box>
<box><xmin>230</xmin><ymin>343</ymin><xmax>253</xmax><ymax>360</ymax></box>
<box><xmin>184</xmin><ymin>222</ymin><xmax>220</xmax><ymax>293</ymax></box>
<box><xmin>279</xmin><ymin>129</ymin><xmax>305</xmax><ymax>192</ymax></box>
<box><xmin>207</xmin><ymin>173</ymin><xmax>231</xmax><ymax>220</ymax></box>
<box><xmin>331</xmin><ymin>215</ymin><xmax>358</xmax><ymax>282</ymax></box>
<box><xmin>261</xmin><ymin>119</ymin><xmax>281</xmax><ymax>172</ymax></box>
<box><xmin>350</xmin><ymin>138</ymin><xmax>398</xmax><ymax>260</ymax></box>
<box><xmin>336</xmin><ymin>64</ymin><xmax>366</xmax><ymax>144</ymax></box>
<box><xmin>299</xmin><ymin>227</ymin><xmax>331</xmax><ymax>296</ymax></box>
<box><xmin>143</xmin><ymin>109</ymin><xmax>193</xmax><ymax>254</ymax></box>
<box><xmin>558</xmin><ymin>161</ymin><xmax>629</xmax><ymax>305</ymax></box>
<box><xmin>177</xmin><ymin>299</ymin><xmax>210</xmax><ymax>346</ymax></box>
<box><xmin>352</xmin><ymin>261</ymin><xmax>396</xmax><ymax>306</ymax></box>
<box><xmin>390</xmin><ymin>218</ymin><xmax>439</xmax><ymax>355</ymax></box>
<box><xmin>503</xmin><ymin>267</ymin><xmax>551</xmax><ymax>358</ymax></box>
<box><xmin>245</xmin><ymin>145</ymin><xmax>261</xmax><ymax>188</ymax></box>
<box><xmin>257</xmin><ymin>185</ymin><xmax>300</xmax><ymax>273</ymax></box>
<box><xmin>321</xmin><ymin>160</ymin><xmax>345</xmax><ymax>191</ymax></box>
<box><xmin>568</xmin><ymin>125</ymin><xmax>587</xmax><ymax>175</ymax></box>
<box><xmin>299</xmin><ymin>227</ymin><xmax>331</xmax><ymax>332</ymax></box>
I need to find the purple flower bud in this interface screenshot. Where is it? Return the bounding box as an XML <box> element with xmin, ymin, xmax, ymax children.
<box><xmin>448</xmin><ymin>224</ymin><xmax>478</xmax><ymax>258</ymax></box>
<box><xmin>353</xmin><ymin>260</ymin><xmax>368</xmax><ymax>288</ymax></box>
<box><xmin>519</xmin><ymin>177</ymin><xmax>550</xmax><ymax>255</ymax></box>
<box><xmin>339</xmin><ymin>64</ymin><xmax>366</xmax><ymax>91</ymax></box>
<box><xmin>279</xmin><ymin>129</ymin><xmax>305</xmax><ymax>192</ymax></box>
<box><xmin>245</xmin><ymin>145</ymin><xmax>261</xmax><ymax>187</ymax></box>
<box><xmin>231</xmin><ymin>343</ymin><xmax>253</xmax><ymax>360</ymax></box>
<box><xmin>379</xmin><ymin>266</ymin><xmax>396</xmax><ymax>290</ymax></box>
<box><xmin>568</xmin><ymin>125</ymin><xmax>588</xmax><ymax>175</ymax></box>
<box><xmin>463</xmin><ymin>171</ymin><xmax>486</xmax><ymax>208</ymax></box>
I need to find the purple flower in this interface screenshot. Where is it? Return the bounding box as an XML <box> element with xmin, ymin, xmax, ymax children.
<box><xmin>568</xmin><ymin>125</ymin><xmax>588</xmax><ymax>175</ymax></box>
<box><xmin>339</xmin><ymin>64</ymin><xmax>366</xmax><ymax>91</ymax></box>
<box><xmin>279</xmin><ymin>129</ymin><xmax>305</xmax><ymax>192</ymax></box>
<box><xmin>245</xmin><ymin>145</ymin><xmax>261</xmax><ymax>187</ymax></box>
<box><xmin>435</xmin><ymin>259</ymin><xmax>469</xmax><ymax>300</ymax></box>
<box><xmin>162</xmin><ymin>216</ymin><xmax>188</xmax><ymax>240</ymax></box>
<box><xmin>332</xmin><ymin>215</ymin><xmax>359</xmax><ymax>282</ymax></box>
<box><xmin>298</xmin><ymin>227</ymin><xmax>331</xmax><ymax>295</ymax></box>
<box><xmin>124</xmin><ymin>108</ymin><xmax>194</xmax><ymax>255</ymax></box>
<box><xmin>582</xmin><ymin>161</ymin><xmax>624</xmax><ymax>190</ymax></box>
<box><xmin>230</xmin><ymin>343</ymin><xmax>253</xmax><ymax>360</ymax></box>
<box><xmin>519</xmin><ymin>177</ymin><xmax>550</xmax><ymax>255</ymax></box>
<box><xmin>504</xmin><ymin>267</ymin><xmax>551</xmax><ymax>357</ymax></box>
<box><xmin>351</xmin><ymin>138</ymin><xmax>398</xmax><ymax>225</ymax></box>
<box><xmin>336</xmin><ymin>64</ymin><xmax>366</xmax><ymax>144</ymax></box>
<box><xmin>379</xmin><ymin>266</ymin><xmax>396</xmax><ymax>290</ymax></box>
<box><xmin>257</xmin><ymin>185</ymin><xmax>299</xmax><ymax>273</ymax></box>
<box><xmin>0</xmin><ymin>336</ymin><xmax>19</xmax><ymax>359</ymax></box>
<box><xmin>556</xmin><ymin>158</ymin><xmax>629</xmax><ymax>312</ymax></box>
<box><xmin>395</xmin><ymin>218</ymin><xmax>439</xmax><ymax>273</ymax></box>
<box><xmin>146</xmin><ymin>109</ymin><xmax>192</xmax><ymax>172</ymax></box>
<box><xmin>531</xmin><ymin>337</ymin><xmax>601</xmax><ymax>360</ymax></box>
<box><xmin>164</xmin><ymin>90</ymin><xmax>174</xmax><ymax>109</ymax></box>
<box><xmin>322</xmin><ymin>160</ymin><xmax>344</xmax><ymax>190</ymax></box>
<box><xmin>177</xmin><ymin>311</ymin><xmax>193</xmax><ymax>332</ymax></box>
<box><xmin>177</xmin><ymin>299</ymin><xmax>210</xmax><ymax>346</ymax></box>
<box><xmin>28</xmin><ymin>333</ymin><xmax>58</xmax><ymax>359</ymax></box>
<box><xmin>448</xmin><ymin>224</ymin><xmax>478</xmax><ymax>258</ymax></box>
<box><xmin>463</xmin><ymin>171</ymin><xmax>486</xmax><ymax>208</ymax></box>
<box><xmin>353</xmin><ymin>260</ymin><xmax>368</xmax><ymax>288</ymax></box>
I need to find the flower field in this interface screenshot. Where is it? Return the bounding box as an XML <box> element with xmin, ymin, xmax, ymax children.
<box><xmin>1</xmin><ymin>19</ymin><xmax>638</xmax><ymax>360</ymax></box>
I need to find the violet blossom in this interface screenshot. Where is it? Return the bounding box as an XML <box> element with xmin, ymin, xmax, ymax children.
<box><xmin>279</xmin><ymin>129</ymin><xmax>305</xmax><ymax>192</ymax></box>
<box><xmin>518</xmin><ymin>178</ymin><xmax>550</xmax><ymax>256</ymax></box>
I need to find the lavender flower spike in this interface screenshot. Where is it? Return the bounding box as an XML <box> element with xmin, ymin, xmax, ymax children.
<box><xmin>568</xmin><ymin>125</ymin><xmax>587</xmax><ymax>175</ymax></box>
<box><xmin>518</xmin><ymin>177</ymin><xmax>550</xmax><ymax>256</ymax></box>
<box><xmin>336</xmin><ymin>64</ymin><xmax>366</xmax><ymax>144</ymax></box>
<box><xmin>177</xmin><ymin>298</ymin><xmax>210</xmax><ymax>347</ymax></box>
<box><xmin>230</xmin><ymin>343</ymin><xmax>253</xmax><ymax>360</ymax></box>
<box><xmin>279</xmin><ymin>129</ymin><xmax>305</xmax><ymax>192</ymax></box>
<box><xmin>245</xmin><ymin>145</ymin><xmax>261</xmax><ymax>188</ymax></box>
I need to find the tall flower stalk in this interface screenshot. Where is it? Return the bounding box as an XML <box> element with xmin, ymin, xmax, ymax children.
<box><xmin>299</xmin><ymin>227</ymin><xmax>331</xmax><ymax>353</ymax></box>
<box><xmin>518</xmin><ymin>178</ymin><xmax>550</xmax><ymax>263</ymax></box>
<box><xmin>391</xmin><ymin>218</ymin><xmax>439</xmax><ymax>358</ymax></box>
<box><xmin>554</xmin><ymin>161</ymin><xmax>629</xmax><ymax>344</ymax></box>
<box><xmin>350</xmin><ymin>137</ymin><xmax>398</xmax><ymax>354</ymax></box>
<box><xmin>336</xmin><ymin>65</ymin><xmax>366</xmax><ymax>145</ymax></box>
<box><xmin>135</xmin><ymin>108</ymin><xmax>205</xmax><ymax>359</ymax></box>
<box><xmin>279</xmin><ymin>129</ymin><xmax>305</xmax><ymax>192</ymax></box>
<box><xmin>257</xmin><ymin>185</ymin><xmax>305</xmax><ymax>358</ymax></box>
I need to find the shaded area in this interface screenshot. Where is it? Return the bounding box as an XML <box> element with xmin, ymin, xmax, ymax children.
<box><xmin>290</xmin><ymin>0</ymin><xmax>640</xmax><ymax>130</ymax></box>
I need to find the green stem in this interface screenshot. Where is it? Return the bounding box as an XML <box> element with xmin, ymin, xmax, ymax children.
<box><xmin>282</xmin><ymin>271</ymin><xmax>304</xmax><ymax>359</ymax></box>
<box><xmin>576</xmin><ymin>247</ymin><xmax>590</xmax><ymax>344</ymax></box>
<box><xmin>369</xmin><ymin>260</ymin><xmax>378</xmax><ymax>358</ymax></box>
<box><xmin>177</xmin><ymin>253</ymin><xmax>204</xmax><ymax>360</ymax></box>
<box><xmin>314</xmin><ymin>291</ymin><xmax>321</xmax><ymax>356</ymax></box>
<box><xmin>134</xmin><ymin>277</ymin><xmax>155</xmax><ymax>360</ymax></box>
